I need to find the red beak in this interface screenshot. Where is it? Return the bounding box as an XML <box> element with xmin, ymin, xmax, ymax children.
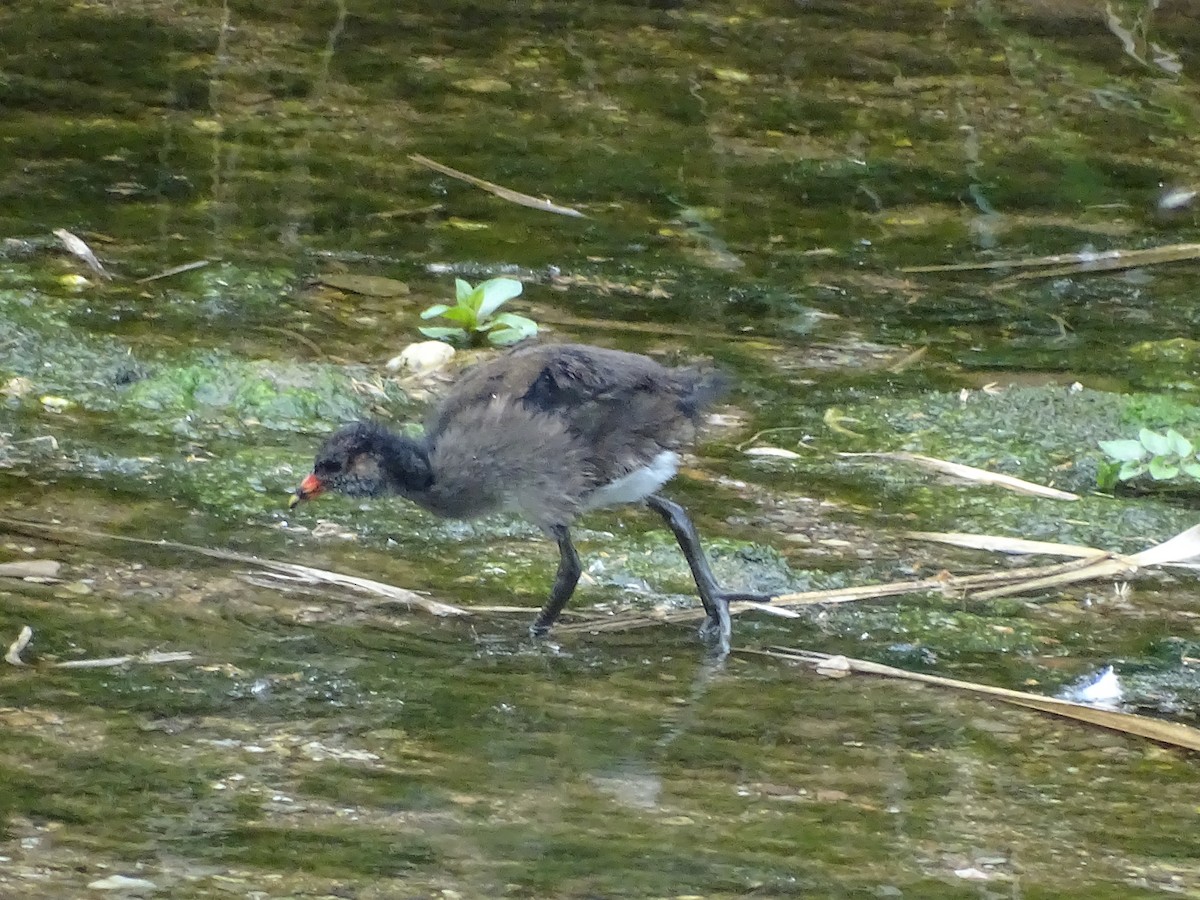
<box><xmin>289</xmin><ymin>473</ymin><xmax>325</xmax><ymax>509</ymax></box>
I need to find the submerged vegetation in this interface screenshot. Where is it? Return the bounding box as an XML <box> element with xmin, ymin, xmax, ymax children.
<box><xmin>2</xmin><ymin>0</ymin><xmax>1200</xmax><ymax>896</ymax></box>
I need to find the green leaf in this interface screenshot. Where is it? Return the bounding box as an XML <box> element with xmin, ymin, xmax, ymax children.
<box><xmin>418</xmin><ymin>325</ymin><xmax>468</xmax><ymax>342</ymax></box>
<box><xmin>1098</xmin><ymin>439</ymin><xmax>1147</xmax><ymax>463</ymax></box>
<box><xmin>487</xmin><ymin>327</ymin><xmax>527</xmax><ymax>347</ymax></box>
<box><xmin>454</xmin><ymin>278</ymin><xmax>474</xmax><ymax>304</ymax></box>
<box><xmin>492</xmin><ymin>312</ymin><xmax>538</xmax><ymax>335</ymax></box>
<box><xmin>438</xmin><ymin>304</ymin><xmax>480</xmax><ymax>327</ymax></box>
<box><xmin>419</xmin><ymin>304</ymin><xmax>451</xmax><ymax>320</ymax></box>
<box><xmin>1182</xmin><ymin>460</ymin><xmax>1200</xmax><ymax>480</ymax></box>
<box><xmin>1148</xmin><ymin>457</ymin><xmax>1180</xmax><ymax>480</ymax></box>
<box><xmin>486</xmin><ymin>315</ymin><xmax>538</xmax><ymax>346</ymax></box>
<box><xmin>1140</xmin><ymin>428</ymin><xmax>1170</xmax><ymax>456</ymax></box>
<box><xmin>1117</xmin><ymin>460</ymin><xmax>1147</xmax><ymax>481</ymax></box>
<box><xmin>1166</xmin><ymin>429</ymin><xmax>1194</xmax><ymax>458</ymax></box>
<box><xmin>475</xmin><ymin>278</ymin><xmax>524</xmax><ymax>318</ymax></box>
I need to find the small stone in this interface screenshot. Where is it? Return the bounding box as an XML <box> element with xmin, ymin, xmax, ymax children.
<box><xmin>40</xmin><ymin>395</ymin><xmax>73</xmax><ymax>412</ymax></box>
<box><xmin>87</xmin><ymin>874</ymin><xmax>158</xmax><ymax>892</ymax></box>
<box><xmin>1</xmin><ymin>376</ymin><xmax>34</xmax><ymax>398</ymax></box>
<box><xmin>954</xmin><ymin>867</ymin><xmax>990</xmax><ymax>881</ymax></box>
<box><xmin>311</xmin><ymin>521</ymin><xmax>358</xmax><ymax>541</ymax></box>
<box><xmin>386</xmin><ymin>340</ymin><xmax>456</xmax><ymax>374</ymax></box>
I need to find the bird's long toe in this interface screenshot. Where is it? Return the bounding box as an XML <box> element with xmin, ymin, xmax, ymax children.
<box><xmin>697</xmin><ymin>599</ymin><xmax>733</xmax><ymax>657</ymax></box>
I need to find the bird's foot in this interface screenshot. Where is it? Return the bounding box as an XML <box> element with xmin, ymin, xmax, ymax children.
<box><xmin>529</xmin><ymin>620</ymin><xmax>552</xmax><ymax>639</ymax></box>
<box><xmin>696</xmin><ymin>590</ymin><xmax>772</xmax><ymax>657</ymax></box>
<box><xmin>697</xmin><ymin>614</ymin><xmax>723</xmax><ymax>640</ymax></box>
<box><xmin>697</xmin><ymin>597</ymin><xmax>734</xmax><ymax>658</ymax></box>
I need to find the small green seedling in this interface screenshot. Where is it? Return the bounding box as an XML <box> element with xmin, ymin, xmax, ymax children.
<box><xmin>1098</xmin><ymin>427</ymin><xmax>1200</xmax><ymax>490</ymax></box>
<box><xmin>419</xmin><ymin>277</ymin><xmax>538</xmax><ymax>347</ymax></box>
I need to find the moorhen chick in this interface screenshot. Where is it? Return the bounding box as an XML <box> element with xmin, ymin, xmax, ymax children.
<box><xmin>290</xmin><ymin>342</ymin><xmax>763</xmax><ymax>654</ymax></box>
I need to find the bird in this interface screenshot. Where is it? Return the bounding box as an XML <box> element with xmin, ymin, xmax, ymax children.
<box><xmin>289</xmin><ymin>342</ymin><xmax>764</xmax><ymax>654</ymax></box>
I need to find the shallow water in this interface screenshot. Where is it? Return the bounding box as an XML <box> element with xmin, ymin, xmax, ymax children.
<box><xmin>3</xmin><ymin>0</ymin><xmax>1200</xmax><ymax>896</ymax></box>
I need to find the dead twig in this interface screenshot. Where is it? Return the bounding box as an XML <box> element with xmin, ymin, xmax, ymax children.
<box><xmin>0</xmin><ymin>516</ymin><xmax>467</xmax><ymax>618</ymax></box>
<box><xmin>53</xmin><ymin>651</ymin><xmax>195</xmax><ymax>669</ymax></box>
<box><xmin>409</xmin><ymin>153</ymin><xmax>588</xmax><ymax>219</ymax></box>
<box><xmin>5</xmin><ymin>626</ymin><xmax>32</xmax><ymax>666</ymax></box>
<box><xmin>558</xmin><ymin>524</ymin><xmax>1200</xmax><ymax>635</ymax></box>
<box><xmin>5</xmin><ymin>623</ymin><xmax>193</xmax><ymax>669</ymax></box>
<box><xmin>841</xmin><ymin>451</ymin><xmax>1080</xmax><ymax>501</ymax></box>
<box><xmin>555</xmin><ymin>555</ymin><xmax>1103</xmax><ymax>635</ymax></box>
<box><xmin>136</xmin><ymin>259</ymin><xmax>213</xmax><ymax>284</ymax></box>
<box><xmin>910</xmin><ymin>524</ymin><xmax>1200</xmax><ymax>599</ymax></box>
<box><xmin>902</xmin><ymin>242</ymin><xmax>1200</xmax><ymax>283</ymax></box>
<box><xmin>746</xmin><ymin>646</ymin><xmax>1200</xmax><ymax>752</ymax></box>
<box><xmin>53</xmin><ymin>228</ymin><xmax>111</xmax><ymax>280</ymax></box>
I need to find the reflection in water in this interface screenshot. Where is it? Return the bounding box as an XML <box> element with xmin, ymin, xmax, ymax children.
<box><xmin>655</xmin><ymin>651</ymin><xmax>727</xmax><ymax>755</ymax></box>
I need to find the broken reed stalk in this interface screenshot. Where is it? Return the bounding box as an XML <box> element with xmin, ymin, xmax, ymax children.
<box><xmin>555</xmin><ymin>553</ymin><xmax>1114</xmax><ymax>635</ymax></box>
<box><xmin>408</xmin><ymin>154</ymin><xmax>587</xmax><ymax>218</ymax></box>
<box><xmin>0</xmin><ymin>516</ymin><xmax>466</xmax><ymax>618</ymax></box>
<box><xmin>6</xmin><ymin>515</ymin><xmax>1196</xmax><ymax>638</ymax></box>
<box><xmin>747</xmin><ymin>647</ymin><xmax>1200</xmax><ymax>753</ymax></box>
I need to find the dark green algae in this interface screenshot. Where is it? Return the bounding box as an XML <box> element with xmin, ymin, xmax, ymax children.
<box><xmin>3</xmin><ymin>588</ymin><xmax>1199</xmax><ymax>898</ymax></box>
<box><xmin>6</xmin><ymin>273</ymin><xmax>1200</xmax><ymax>894</ymax></box>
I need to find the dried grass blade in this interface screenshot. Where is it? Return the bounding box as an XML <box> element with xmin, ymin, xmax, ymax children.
<box><xmin>249</xmin><ymin>563</ymin><xmax>467</xmax><ymax>617</ymax></box>
<box><xmin>556</xmin><ymin>557</ymin><xmax>1113</xmax><ymax>635</ymax></box>
<box><xmin>902</xmin><ymin>243</ymin><xmax>1200</xmax><ymax>275</ymax></box>
<box><xmin>907</xmin><ymin>531</ymin><xmax>1106</xmax><ymax>558</ymax></box>
<box><xmin>5</xmin><ymin>626</ymin><xmax>32</xmax><ymax>666</ymax></box>
<box><xmin>998</xmin><ymin>243</ymin><xmax>1200</xmax><ymax>283</ymax></box>
<box><xmin>751</xmin><ymin>647</ymin><xmax>1200</xmax><ymax>752</ymax></box>
<box><xmin>919</xmin><ymin>524</ymin><xmax>1200</xmax><ymax>600</ymax></box>
<box><xmin>53</xmin><ymin>228</ymin><xmax>111</xmax><ymax>279</ymax></box>
<box><xmin>54</xmin><ymin>651</ymin><xmax>195</xmax><ymax>669</ymax></box>
<box><xmin>136</xmin><ymin>259</ymin><xmax>212</xmax><ymax>284</ymax></box>
<box><xmin>0</xmin><ymin>516</ymin><xmax>469</xmax><ymax>618</ymax></box>
<box><xmin>912</xmin><ymin>525</ymin><xmax>1200</xmax><ymax>571</ymax></box>
<box><xmin>409</xmin><ymin>154</ymin><xmax>587</xmax><ymax>218</ymax></box>
<box><xmin>842</xmin><ymin>452</ymin><xmax>1079</xmax><ymax>500</ymax></box>
<box><xmin>901</xmin><ymin>251</ymin><xmax>1119</xmax><ymax>274</ymax></box>
<box><xmin>968</xmin><ymin>556</ymin><xmax>1126</xmax><ymax>600</ymax></box>
<box><xmin>1129</xmin><ymin>523</ymin><xmax>1200</xmax><ymax>567</ymax></box>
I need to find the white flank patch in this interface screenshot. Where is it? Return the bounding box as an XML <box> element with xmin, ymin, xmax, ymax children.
<box><xmin>584</xmin><ymin>451</ymin><xmax>679</xmax><ymax>509</ymax></box>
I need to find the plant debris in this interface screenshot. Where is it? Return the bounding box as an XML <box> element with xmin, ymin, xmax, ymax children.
<box><xmin>409</xmin><ymin>153</ymin><xmax>588</xmax><ymax>219</ymax></box>
<box><xmin>53</xmin><ymin>228</ymin><xmax>111</xmax><ymax>280</ymax></box>
<box><xmin>747</xmin><ymin>647</ymin><xmax>1200</xmax><ymax>752</ymax></box>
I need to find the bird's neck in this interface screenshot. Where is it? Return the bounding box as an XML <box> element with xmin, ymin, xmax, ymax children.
<box><xmin>379</xmin><ymin>430</ymin><xmax>434</xmax><ymax>495</ymax></box>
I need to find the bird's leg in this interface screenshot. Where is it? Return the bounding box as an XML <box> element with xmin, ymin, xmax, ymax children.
<box><xmin>530</xmin><ymin>524</ymin><xmax>582</xmax><ymax>636</ymax></box>
<box><xmin>646</xmin><ymin>494</ymin><xmax>766</xmax><ymax>656</ymax></box>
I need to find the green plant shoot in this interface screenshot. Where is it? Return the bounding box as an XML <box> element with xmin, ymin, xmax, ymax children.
<box><xmin>419</xmin><ymin>277</ymin><xmax>539</xmax><ymax>347</ymax></box>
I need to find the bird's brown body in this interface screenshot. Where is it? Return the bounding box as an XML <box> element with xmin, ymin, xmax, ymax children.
<box><xmin>292</xmin><ymin>342</ymin><xmax>758</xmax><ymax>654</ymax></box>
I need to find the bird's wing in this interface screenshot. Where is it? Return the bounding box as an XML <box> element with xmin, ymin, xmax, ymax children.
<box><xmin>424</xmin><ymin>345</ymin><xmax>660</xmax><ymax>434</ymax></box>
<box><xmin>519</xmin><ymin>344</ymin><xmax>666</xmax><ymax>411</ymax></box>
